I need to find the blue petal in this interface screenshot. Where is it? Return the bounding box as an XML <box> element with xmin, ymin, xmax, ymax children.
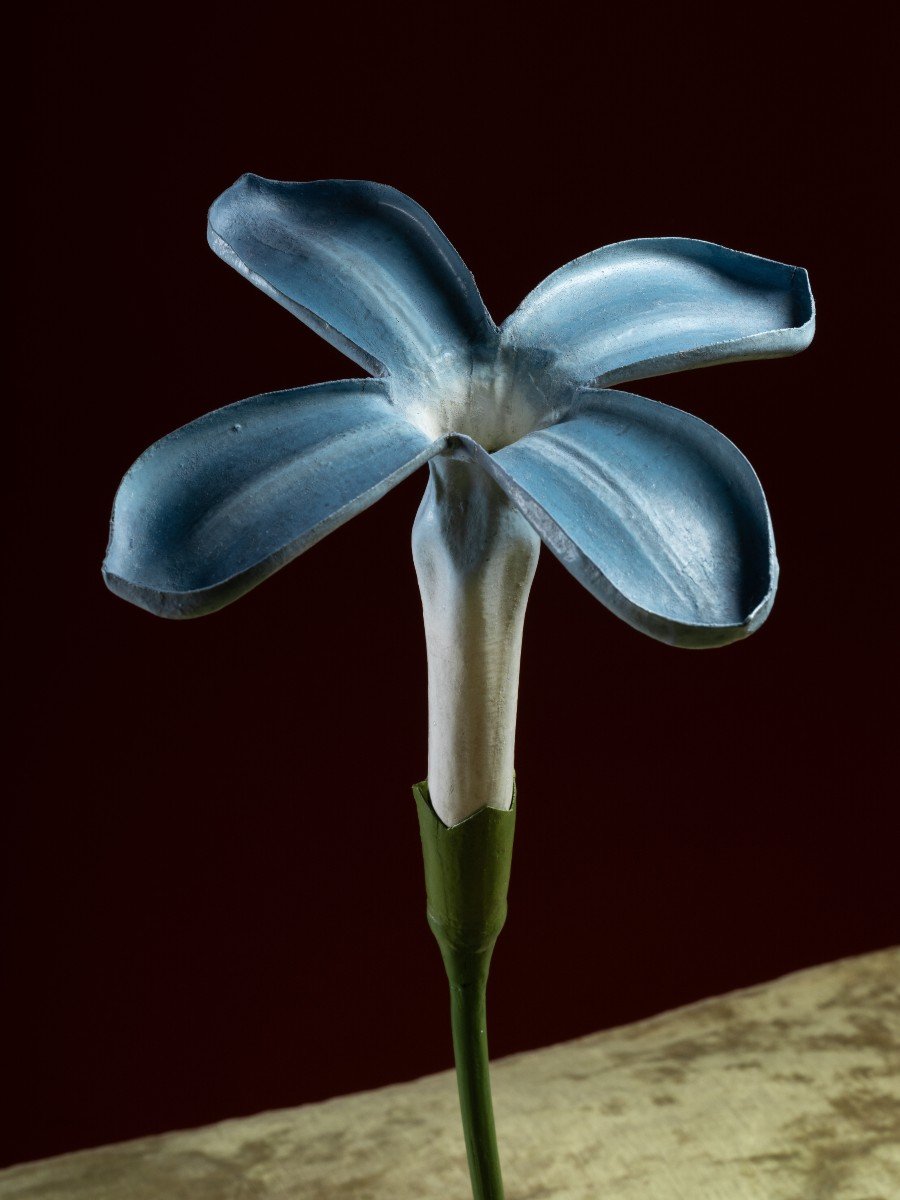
<box><xmin>501</xmin><ymin>238</ymin><xmax>813</xmax><ymax>391</ymax></box>
<box><xmin>455</xmin><ymin>389</ymin><xmax>777</xmax><ymax>648</ymax></box>
<box><xmin>208</xmin><ymin>176</ymin><xmax>497</xmax><ymax>388</ymax></box>
<box><xmin>103</xmin><ymin>379</ymin><xmax>440</xmax><ymax>618</ymax></box>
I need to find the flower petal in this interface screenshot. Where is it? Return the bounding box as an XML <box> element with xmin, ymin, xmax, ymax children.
<box><xmin>454</xmin><ymin>389</ymin><xmax>777</xmax><ymax>648</ymax></box>
<box><xmin>501</xmin><ymin>238</ymin><xmax>813</xmax><ymax>391</ymax></box>
<box><xmin>104</xmin><ymin>379</ymin><xmax>441</xmax><ymax>618</ymax></box>
<box><xmin>208</xmin><ymin>175</ymin><xmax>496</xmax><ymax>387</ymax></box>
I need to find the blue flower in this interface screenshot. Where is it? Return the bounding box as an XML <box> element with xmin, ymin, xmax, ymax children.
<box><xmin>104</xmin><ymin>176</ymin><xmax>814</xmax><ymax>824</ymax></box>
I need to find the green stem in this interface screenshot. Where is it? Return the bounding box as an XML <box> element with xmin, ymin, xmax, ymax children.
<box><xmin>447</xmin><ymin>948</ymin><xmax>504</xmax><ymax>1198</ymax></box>
<box><xmin>414</xmin><ymin>780</ymin><xmax>515</xmax><ymax>1200</ymax></box>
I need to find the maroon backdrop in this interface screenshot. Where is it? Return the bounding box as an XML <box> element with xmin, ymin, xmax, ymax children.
<box><xmin>7</xmin><ymin>8</ymin><xmax>892</xmax><ymax>1168</ymax></box>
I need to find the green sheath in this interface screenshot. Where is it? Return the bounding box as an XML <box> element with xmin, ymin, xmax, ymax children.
<box><xmin>414</xmin><ymin>780</ymin><xmax>516</xmax><ymax>1200</ymax></box>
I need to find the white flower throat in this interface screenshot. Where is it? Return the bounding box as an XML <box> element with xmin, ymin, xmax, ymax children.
<box><xmin>397</xmin><ymin>343</ymin><xmax>561</xmax><ymax>453</ymax></box>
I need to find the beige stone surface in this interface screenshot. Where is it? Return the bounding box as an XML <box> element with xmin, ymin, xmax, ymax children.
<box><xmin>3</xmin><ymin>948</ymin><xmax>899</xmax><ymax>1199</ymax></box>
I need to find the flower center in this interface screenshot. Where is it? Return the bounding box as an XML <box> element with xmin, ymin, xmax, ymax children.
<box><xmin>397</xmin><ymin>345</ymin><xmax>562</xmax><ymax>453</ymax></box>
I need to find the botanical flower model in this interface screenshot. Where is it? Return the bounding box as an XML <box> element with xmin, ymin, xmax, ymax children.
<box><xmin>103</xmin><ymin>176</ymin><xmax>814</xmax><ymax>1200</ymax></box>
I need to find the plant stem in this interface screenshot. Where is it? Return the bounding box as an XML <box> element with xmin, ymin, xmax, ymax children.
<box><xmin>414</xmin><ymin>780</ymin><xmax>515</xmax><ymax>1200</ymax></box>
<box><xmin>446</xmin><ymin>946</ymin><xmax>504</xmax><ymax>1198</ymax></box>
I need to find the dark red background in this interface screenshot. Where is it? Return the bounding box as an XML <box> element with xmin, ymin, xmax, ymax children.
<box><xmin>7</xmin><ymin>7</ymin><xmax>892</xmax><ymax>1169</ymax></box>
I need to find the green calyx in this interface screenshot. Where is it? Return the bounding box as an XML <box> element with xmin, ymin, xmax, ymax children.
<box><xmin>413</xmin><ymin>780</ymin><xmax>516</xmax><ymax>969</ymax></box>
<box><xmin>413</xmin><ymin>780</ymin><xmax>516</xmax><ymax>1200</ymax></box>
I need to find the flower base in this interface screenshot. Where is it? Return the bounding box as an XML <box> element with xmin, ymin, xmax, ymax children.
<box><xmin>413</xmin><ymin>779</ymin><xmax>516</xmax><ymax>1200</ymax></box>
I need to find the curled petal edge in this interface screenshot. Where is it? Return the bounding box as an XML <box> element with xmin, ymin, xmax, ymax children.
<box><xmin>103</xmin><ymin>379</ymin><xmax>444</xmax><ymax>619</ymax></box>
<box><xmin>207</xmin><ymin>175</ymin><xmax>497</xmax><ymax>385</ymax></box>
<box><xmin>501</xmin><ymin>237</ymin><xmax>815</xmax><ymax>392</ymax></box>
<box><xmin>445</xmin><ymin>398</ymin><xmax>779</xmax><ymax>650</ymax></box>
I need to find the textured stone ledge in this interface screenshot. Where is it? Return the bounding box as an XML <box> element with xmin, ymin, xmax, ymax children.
<box><xmin>2</xmin><ymin>948</ymin><xmax>898</xmax><ymax>1199</ymax></box>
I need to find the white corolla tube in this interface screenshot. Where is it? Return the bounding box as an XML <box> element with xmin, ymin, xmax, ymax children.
<box><xmin>413</xmin><ymin>453</ymin><xmax>541</xmax><ymax>827</ymax></box>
